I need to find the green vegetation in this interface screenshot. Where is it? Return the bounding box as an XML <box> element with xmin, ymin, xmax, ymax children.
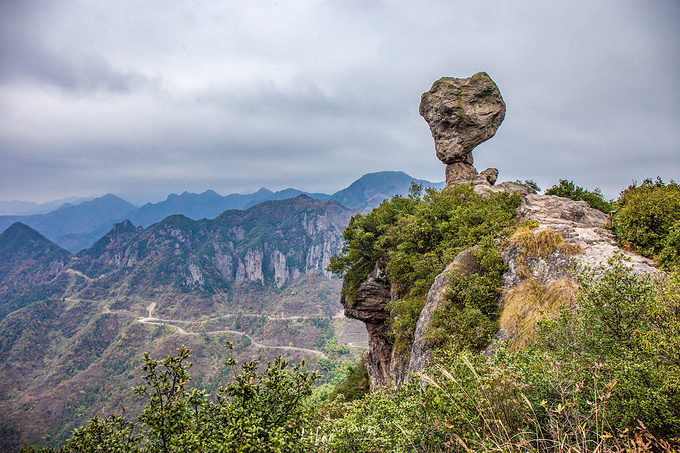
<box><xmin>613</xmin><ymin>178</ymin><xmax>680</xmax><ymax>268</ymax></box>
<box><xmin>545</xmin><ymin>179</ymin><xmax>612</xmax><ymax>213</ymax></box>
<box><xmin>516</xmin><ymin>179</ymin><xmax>541</xmax><ymax>192</ymax></box>
<box><xmin>25</xmin><ymin>264</ymin><xmax>680</xmax><ymax>450</ymax></box>
<box><xmin>425</xmin><ymin>243</ymin><xmax>506</xmax><ymax>353</ymax></box>
<box><xmin>329</xmin><ymin>184</ymin><xmax>521</xmax><ymax>299</ymax></box>
<box><xmin>310</xmin><ymin>259</ymin><xmax>680</xmax><ymax>451</ymax></box>
<box><xmin>320</xmin><ymin>358</ymin><xmax>370</xmax><ymax>403</ymax></box>
<box><xmin>21</xmin><ymin>344</ymin><xmax>316</xmax><ymax>453</ymax></box>
<box><xmin>12</xmin><ymin>177</ymin><xmax>680</xmax><ymax>452</ymax></box>
<box><xmin>329</xmin><ymin>184</ymin><xmax>521</xmax><ymax>354</ymax></box>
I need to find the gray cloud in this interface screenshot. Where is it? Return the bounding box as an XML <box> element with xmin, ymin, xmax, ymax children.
<box><xmin>0</xmin><ymin>0</ymin><xmax>678</xmax><ymax>203</ymax></box>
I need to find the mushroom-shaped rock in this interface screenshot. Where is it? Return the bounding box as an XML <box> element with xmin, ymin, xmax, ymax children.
<box><xmin>420</xmin><ymin>72</ymin><xmax>505</xmax><ymax>187</ymax></box>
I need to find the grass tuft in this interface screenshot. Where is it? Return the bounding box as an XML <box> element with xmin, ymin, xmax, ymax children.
<box><xmin>509</xmin><ymin>226</ymin><xmax>583</xmax><ymax>259</ymax></box>
<box><xmin>500</xmin><ymin>277</ymin><xmax>578</xmax><ymax>348</ymax></box>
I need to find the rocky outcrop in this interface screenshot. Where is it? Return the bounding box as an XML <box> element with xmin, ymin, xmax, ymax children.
<box><xmin>358</xmin><ymin>194</ymin><xmax>658</xmax><ymax>384</ymax></box>
<box><xmin>514</xmin><ymin>194</ymin><xmax>656</xmax><ymax>275</ymax></box>
<box><xmin>474</xmin><ymin>181</ymin><xmax>536</xmax><ymax>197</ymax></box>
<box><xmin>344</xmin><ymin>76</ymin><xmax>659</xmax><ymax>388</ymax></box>
<box><xmin>342</xmin><ymin>265</ymin><xmax>394</xmax><ymax>388</ymax></box>
<box><xmin>420</xmin><ymin>73</ymin><xmax>506</xmax><ymax>188</ymax></box>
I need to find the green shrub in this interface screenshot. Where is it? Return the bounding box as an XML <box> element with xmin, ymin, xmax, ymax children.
<box><xmin>526</xmin><ymin>256</ymin><xmax>680</xmax><ymax>438</ymax></box>
<box><xmin>614</xmin><ymin>177</ymin><xmax>680</xmax><ymax>267</ymax></box>
<box><xmin>22</xmin><ymin>344</ymin><xmax>317</xmax><ymax>452</ymax></box>
<box><xmin>386</xmin><ymin>296</ymin><xmax>426</xmax><ymax>355</ymax></box>
<box><xmin>323</xmin><ymin>359</ymin><xmax>370</xmax><ymax>403</ymax></box>
<box><xmin>545</xmin><ymin>179</ymin><xmax>612</xmax><ymax>213</ymax></box>
<box><xmin>426</xmin><ymin>244</ymin><xmax>505</xmax><ymax>353</ymax></box>
<box><xmin>329</xmin><ymin>184</ymin><xmax>521</xmax><ymax>300</ymax></box>
<box><xmin>329</xmin><ymin>184</ymin><xmax>521</xmax><ymax>357</ymax></box>
<box><xmin>312</xmin><ymin>258</ymin><xmax>680</xmax><ymax>452</ymax></box>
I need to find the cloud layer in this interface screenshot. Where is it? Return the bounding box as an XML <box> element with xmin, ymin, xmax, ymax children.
<box><xmin>1</xmin><ymin>0</ymin><xmax>678</xmax><ymax>203</ymax></box>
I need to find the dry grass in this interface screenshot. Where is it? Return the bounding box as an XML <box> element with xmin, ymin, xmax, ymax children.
<box><xmin>500</xmin><ymin>277</ymin><xmax>578</xmax><ymax>348</ymax></box>
<box><xmin>509</xmin><ymin>226</ymin><xmax>583</xmax><ymax>259</ymax></box>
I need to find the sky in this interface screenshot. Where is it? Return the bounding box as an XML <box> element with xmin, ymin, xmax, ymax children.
<box><xmin>1</xmin><ymin>0</ymin><xmax>678</xmax><ymax>205</ymax></box>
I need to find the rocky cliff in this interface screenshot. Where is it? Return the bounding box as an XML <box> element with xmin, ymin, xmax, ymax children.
<box><xmin>72</xmin><ymin>196</ymin><xmax>356</xmax><ymax>299</ymax></box>
<box><xmin>344</xmin><ymin>191</ymin><xmax>658</xmax><ymax>388</ymax></box>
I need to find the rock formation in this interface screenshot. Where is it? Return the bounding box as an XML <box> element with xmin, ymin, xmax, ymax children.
<box><xmin>513</xmin><ymin>194</ymin><xmax>656</xmax><ymax>275</ymax></box>
<box><xmin>341</xmin><ymin>265</ymin><xmax>395</xmax><ymax>388</ymax></box>
<box><xmin>344</xmin><ymin>76</ymin><xmax>657</xmax><ymax>389</ymax></box>
<box><xmin>420</xmin><ymin>72</ymin><xmax>506</xmax><ymax>188</ymax></box>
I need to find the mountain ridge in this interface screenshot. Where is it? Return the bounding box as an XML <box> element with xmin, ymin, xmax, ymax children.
<box><xmin>0</xmin><ymin>171</ymin><xmax>443</xmax><ymax>253</ymax></box>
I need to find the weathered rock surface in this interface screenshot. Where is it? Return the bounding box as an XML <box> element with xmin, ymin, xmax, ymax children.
<box><xmin>420</xmin><ymin>73</ymin><xmax>506</xmax><ymax>187</ymax></box>
<box><xmin>474</xmin><ymin>181</ymin><xmax>536</xmax><ymax>196</ymax></box>
<box><xmin>516</xmin><ymin>195</ymin><xmax>656</xmax><ymax>274</ymax></box>
<box><xmin>341</xmin><ymin>265</ymin><xmax>394</xmax><ymax>388</ymax></box>
<box><xmin>343</xmin><ymin>265</ymin><xmax>391</xmax><ymax>324</ymax></box>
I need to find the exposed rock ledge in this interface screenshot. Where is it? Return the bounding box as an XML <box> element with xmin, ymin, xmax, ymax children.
<box><xmin>516</xmin><ymin>194</ymin><xmax>655</xmax><ymax>274</ymax></box>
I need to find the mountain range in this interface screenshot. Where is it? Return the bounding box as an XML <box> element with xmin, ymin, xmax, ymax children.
<box><xmin>0</xmin><ymin>171</ymin><xmax>443</xmax><ymax>253</ymax></box>
<box><xmin>0</xmin><ymin>170</ymin><xmax>443</xmax><ymax>449</ymax></box>
<box><xmin>0</xmin><ymin>193</ymin><xmax>362</xmax><ymax>450</ymax></box>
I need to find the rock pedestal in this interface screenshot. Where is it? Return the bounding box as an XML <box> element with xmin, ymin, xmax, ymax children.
<box><xmin>419</xmin><ymin>72</ymin><xmax>506</xmax><ymax>188</ymax></box>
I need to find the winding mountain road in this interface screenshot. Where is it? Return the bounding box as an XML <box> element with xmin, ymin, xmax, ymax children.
<box><xmin>137</xmin><ymin>307</ymin><xmax>330</xmax><ymax>358</ymax></box>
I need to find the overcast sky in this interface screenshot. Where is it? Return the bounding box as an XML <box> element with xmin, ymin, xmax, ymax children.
<box><xmin>1</xmin><ymin>0</ymin><xmax>678</xmax><ymax>204</ymax></box>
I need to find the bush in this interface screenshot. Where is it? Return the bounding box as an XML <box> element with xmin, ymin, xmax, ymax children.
<box><xmin>329</xmin><ymin>184</ymin><xmax>521</xmax><ymax>358</ymax></box>
<box><xmin>614</xmin><ymin>177</ymin><xmax>680</xmax><ymax>267</ymax></box>
<box><xmin>22</xmin><ymin>344</ymin><xmax>317</xmax><ymax>452</ymax></box>
<box><xmin>526</xmin><ymin>255</ymin><xmax>680</xmax><ymax>438</ymax></box>
<box><xmin>426</xmin><ymin>243</ymin><xmax>506</xmax><ymax>353</ymax></box>
<box><xmin>311</xmin><ymin>257</ymin><xmax>680</xmax><ymax>452</ymax></box>
<box><xmin>545</xmin><ymin>179</ymin><xmax>612</xmax><ymax>213</ymax></box>
<box><xmin>322</xmin><ymin>358</ymin><xmax>370</xmax><ymax>403</ymax></box>
<box><xmin>329</xmin><ymin>184</ymin><xmax>521</xmax><ymax>300</ymax></box>
<box><xmin>386</xmin><ymin>295</ymin><xmax>426</xmax><ymax>355</ymax></box>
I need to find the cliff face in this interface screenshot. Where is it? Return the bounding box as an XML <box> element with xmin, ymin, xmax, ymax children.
<box><xmin>72</xmin><ymin>196</ymin><xmax>356</xmax><ymax>296</ymax></box>
<box><xmin>341</xmin><ymin>265</ymin><xmax>394</xmax><ymax>388</ymax></box>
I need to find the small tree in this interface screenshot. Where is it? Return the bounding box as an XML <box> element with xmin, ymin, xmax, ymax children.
<box><xmin>614</xmin><ymin>177</ymin><xmax>680</xmax><ymax>267</ymax></box>
<box><xmin>21</xmin><ymin>344</ymin><xmax>316</xmax><ymax>452</ymax></box>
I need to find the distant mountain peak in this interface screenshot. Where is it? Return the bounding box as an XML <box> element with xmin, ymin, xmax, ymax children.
<box><xmin>0</xmin><ymin>222</ymin><xmax>72</xmax><ymax>290</ymax></box>
<box><xmin>330</xmin><ymin>171</ymin><xmax>444</xmax><ymax>211</ymax></box>
<box><xmin>0</xmin><ymin>222</ymin><xmax>61</xmax><ymax>251</ymax></box>
<box><xmin>81</xmin><ymin>219</ymin><xmax>143</xmax><ymax>259</ymax></box>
